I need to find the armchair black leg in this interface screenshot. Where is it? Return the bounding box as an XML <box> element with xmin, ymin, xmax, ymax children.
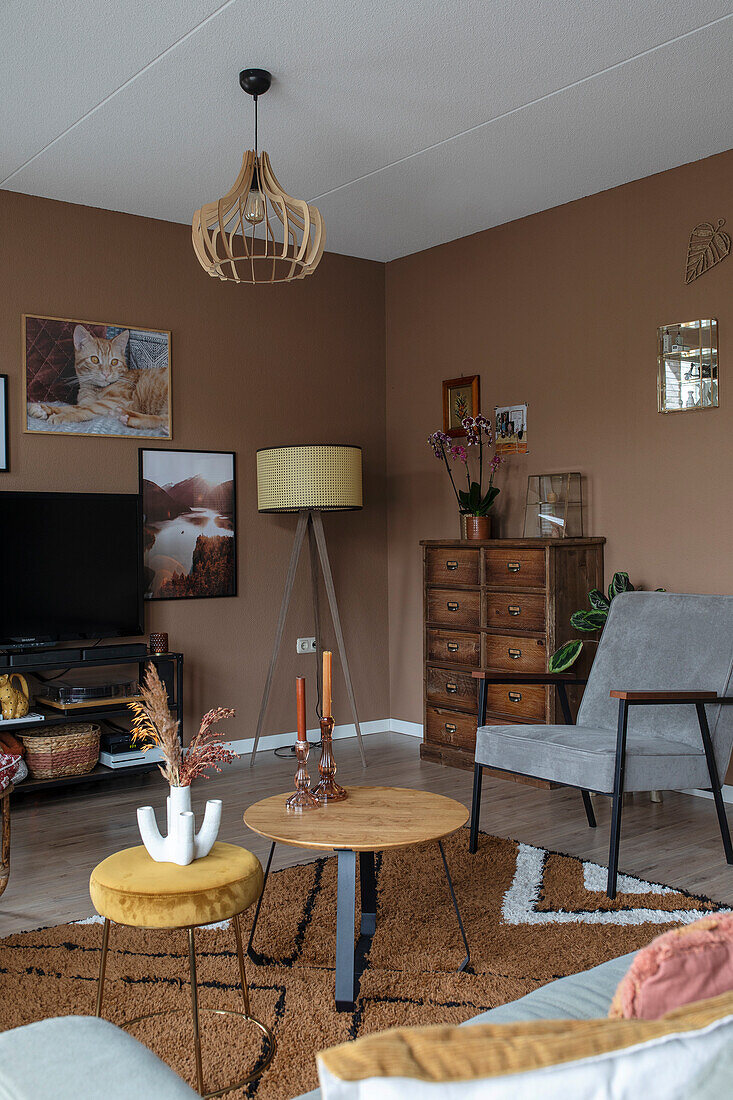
<box><xmin>557</xmin><ymin>681</ymin><xmax>596</xmax><ymax>829</ymax></box>
<box><xmin>696</xmin><ymin>702</ymin><xmax>733</xmax><ymax>865</ymax></box>
<box><xmin>607</xmin><ymin>699</ymin><xmax>629</xmax><ymax>899</ymax></box>
<box><xmin>581</xmin><ymin>790</ymin><xmax>597</xmax><ymax>828</ymax></box>
<box><xmin>469</xmin><ymin>764</ymin><xmax>482</xmax><ymax>853</ymax></box>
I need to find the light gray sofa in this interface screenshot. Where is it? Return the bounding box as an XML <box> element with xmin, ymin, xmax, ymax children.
<box><xmin>0</xmin><ymin>1016</ymin><xmax>199</xmax><ymax>1099</ymax></box>
<box><xmin>0</xmin><ymin>952</ymin><xmax>636</xmax><ymax>1098</ymax></box>
<box><xmin>294</xmin><ymin>949</ymin><xmax>638</xmax><ymax>1100</ymax></box>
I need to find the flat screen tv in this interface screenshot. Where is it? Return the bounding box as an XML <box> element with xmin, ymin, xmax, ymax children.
<box><xmin>0</xmin><ymin>491</ymin><xmax>143</xmax><ymax>646</ymax></box>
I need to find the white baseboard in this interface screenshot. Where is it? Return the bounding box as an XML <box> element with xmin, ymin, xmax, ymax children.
<box><xmin>682</xmin><ymin>785</ymin><xmax>733</xmax><ymax>805</ymax></box>
<box><xmin>225</xmin><ymin>718</ymin><xmax>423</xmax><ymax>756</ymax></box>
<box><xmin>383</xmin><ymin>718</ymin><xmax>423</xmax><ymax>738</ymax></box>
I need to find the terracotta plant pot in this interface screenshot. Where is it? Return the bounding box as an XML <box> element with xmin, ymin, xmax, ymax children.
<box><xmin>464</xmin><ymin>515</ymin><xmax>491</xmax><ymax>540</ymax></box>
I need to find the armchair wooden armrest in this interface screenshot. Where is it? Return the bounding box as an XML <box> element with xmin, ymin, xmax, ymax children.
<box><xmin>472</xmin><ymin>671</ymin><xmax>587</xmax><ymax>684</ymax></box>
<box><xmin>610</xmin><ymin>690</ymin><xmax>719</xmax><ymax>703</ymax></box>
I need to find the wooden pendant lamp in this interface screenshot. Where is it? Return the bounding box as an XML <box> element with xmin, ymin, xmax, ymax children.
<box><xmin>192</xmin><ymin>69</ymin><xmax>325</xmax><ymax>284</ymax></box>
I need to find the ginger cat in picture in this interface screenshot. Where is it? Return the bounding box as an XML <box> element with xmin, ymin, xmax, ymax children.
<box><xmin>28</xmin><ymin>325</ymin><xmax>169</xmax><ymax>432</ymax></box>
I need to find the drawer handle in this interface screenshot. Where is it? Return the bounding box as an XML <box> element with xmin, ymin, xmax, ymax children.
<box><xmin>447</xmin><ymin>601</ymin><xmax>460</xmax><ymax>611</ymax></box>
<box><xmin>446</xmin><ymin>560</ymin><xmax>458</xmax><ymax>570</ymax></box>
<box><xmin>508</xmin><ymin>648</ymin><xmax>522</xmax><ymax>660</ymax></box>
<box><xmin>508</xmin><ymin>691</ymin><xmax>522</xmax><ymax>703</ymax></box>
<box><xmin>507</xmin><ymin>561</ymin><xmax>521</xmax><ymax>572</ymax></box>
<box><xmin>444</xmin><ymin>723</ymin><xmax>457</xmax><ymax>734</ymax></box>
<box><xmin>447</xmin><ymin>642</ymin><xmax>459</xmax><ymax>652</ymax></box>
<box><xmin>446</xmin><ymin>682</ymin><xmax>458</xmax><ymax>694</ymax></box>
<box><xmin>508</xmin><ymin>604</ymin><xmax>521</xmax><ymax>615</ymax></box>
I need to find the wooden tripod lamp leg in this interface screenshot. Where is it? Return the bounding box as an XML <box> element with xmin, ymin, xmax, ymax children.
<box><xmin>311</xmin><ymin>511</ymin><xmax>367</xmax><ymax>767</ymax></box>
<box><xmin>250</xmin><ymin>510</ymin><xmax>310</xmax><ymax>767</ymax></box>
<box><xmin>308</xmin><ymin>518</ymin><xmax>324</xmax><ymax>712</ymax></box>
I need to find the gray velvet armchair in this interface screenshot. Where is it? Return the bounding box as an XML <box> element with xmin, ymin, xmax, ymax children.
<box><xmin>469</xmin><ymin>592</ymin><xmax>733</xmax><ymax>898</ymax></box>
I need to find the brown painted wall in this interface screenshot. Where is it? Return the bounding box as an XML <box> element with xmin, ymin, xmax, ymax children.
<box><xmin>0</xmin><ymin>190</ymin><xmax>389</xmax><ymax>740</ymax></box>
<box><xmin>4</xmin><ymin>148</ymin><xmax>732</xmax><ymax>748</ymax></box>
<box><xmin>385</xmin><ymin>149</ymin><xmax>733</xmax><ymax>725</ymax></box>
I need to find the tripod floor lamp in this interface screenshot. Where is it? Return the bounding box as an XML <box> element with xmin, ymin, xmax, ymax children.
<box><xmin>250</xmin><ymin>444</ymin><xmax>367</xmax><ymax>768</ymax></box>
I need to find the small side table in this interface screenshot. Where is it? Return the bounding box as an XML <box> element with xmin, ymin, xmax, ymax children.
<box><xmin>89</xmin><ymin>842</ymin><xmax>276</xmax><ymax>1098</ymax></box>
<box><xmin>244</xmin><ymin>785</ymin><xmax>470</xmax><ymax>1011</ymax></box>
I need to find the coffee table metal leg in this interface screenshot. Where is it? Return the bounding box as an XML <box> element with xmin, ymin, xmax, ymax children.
<box><xmin>248</xmin><ymin>840</ymin><xmax>276</xmax><ymax>959</ymax></box>
<box><xmin>359</xmin><ymin>851</ymin><xmax>376</xmax><ymax>935</ymax></box>
<box><xmin>335</xmin><ymin>848</ymin><xmax>357</xmax><ymax>1011</ymax></box>
<box><xmin>438</xmin><ymin>840</ymin><xmax>470</xmax><ymax>973</ymax></box>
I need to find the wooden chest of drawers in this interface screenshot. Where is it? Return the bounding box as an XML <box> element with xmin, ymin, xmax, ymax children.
<box><xmin>421</xmin><ymin>538</ymin><xmax>605</xmax><ymax>775</ymax></box>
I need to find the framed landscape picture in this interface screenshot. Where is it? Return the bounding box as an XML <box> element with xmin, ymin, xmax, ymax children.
<box><xmin>23</xmin><ymin>314</ymin><xmax>171</xmax><ymax>439</ymax></box>
<box><xmin>140</xmin><ymin>448</ymin><xmax>237</xmax><ymax>600</ymax></box>
<box><xmin>442</xmin><ymin>375</ymin><xmax>480</xmax><ymax>437</ymax></box>
<box><xmin>0</xmin><ymin>375</ymin><xmax>8</xmax><ymax>471</ymax></box>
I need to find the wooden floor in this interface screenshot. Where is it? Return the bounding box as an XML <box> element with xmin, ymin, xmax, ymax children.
<box><xmin>3</xmin><ymin>732</ymin><xmax>733</xmax><ymax>937</ymax></box>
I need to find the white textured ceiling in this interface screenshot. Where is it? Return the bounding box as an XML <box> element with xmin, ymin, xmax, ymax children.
<box><xmin>2</xmin><ymin>0</ymin><xmax>733</xmax><ymax>262</ymax></box>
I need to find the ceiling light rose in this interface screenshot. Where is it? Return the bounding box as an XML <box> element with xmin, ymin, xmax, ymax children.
<box><xmin>192</xmin><ymin>69</ymin><xmax>325</xmax><ymax>284</ymax></box>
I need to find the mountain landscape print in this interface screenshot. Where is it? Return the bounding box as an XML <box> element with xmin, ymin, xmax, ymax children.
<box><xmin>140</xmin><ymin>449</ymin><xmax>236</xmax><ymax>599</ymax></box>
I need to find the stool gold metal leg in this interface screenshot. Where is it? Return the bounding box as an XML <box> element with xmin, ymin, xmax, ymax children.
<box><xmin>233</xmin><ymin>914</ymin><xmax>251</xmax><ymax>1018</ymax></box>
<box><xmin>188</xmin><ymin>927</ymin><xmax>205</xmax><ymax>1097</ymax></box>
<box><xmin>95</xmin><ymin>918</ymin><xmax>110</xmax><ymax>1017</ymax></box>
<box><xmin>117</xmin><ymin>916</ymin><xmax>275</xmax><ymax>1097</ymax></box>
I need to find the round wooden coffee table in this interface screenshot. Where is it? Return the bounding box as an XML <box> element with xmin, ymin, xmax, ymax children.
<box><xmin>243</xmin><ymin>786</ymin><xmax>469</xmax><ymax>1010</ymax></box>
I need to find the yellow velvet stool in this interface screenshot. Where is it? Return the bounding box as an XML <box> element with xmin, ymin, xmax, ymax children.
<box><xmin>90</xmin><ymin>842</ymin><xmax>275</xmax><ymax>1098</ymax></box>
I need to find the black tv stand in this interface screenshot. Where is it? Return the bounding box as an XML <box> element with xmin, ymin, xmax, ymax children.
<box><xmin>0</xmin><ymin>648</ymin><xmax>183</xmax><ymax>797</ymax></box>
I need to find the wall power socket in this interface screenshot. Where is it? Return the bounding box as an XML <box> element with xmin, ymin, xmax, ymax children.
<box><xmin>296</xmin><ymin>637</ymin><xmax>317</xmax><ymax>654</ymax></box>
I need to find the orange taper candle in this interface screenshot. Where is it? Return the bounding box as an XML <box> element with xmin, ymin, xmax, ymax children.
<box><xmin>323</xmin><ymin>650</ymin><xmax>332</xmax><ymax>718</ymax></box>
<box><xmin>296</xmin><ymin>676</ymin><xmax>307</xmax><ymax>742</ymax></box>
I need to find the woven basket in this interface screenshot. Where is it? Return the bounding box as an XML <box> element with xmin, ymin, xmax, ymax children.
<box><xmin>20</xmin><ymin>723</ymin><xmax>100</xmax><ymax>779</ymax></box>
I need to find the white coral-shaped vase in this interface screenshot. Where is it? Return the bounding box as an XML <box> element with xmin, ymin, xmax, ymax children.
<box><xmin>137</xmin><ymin>785</ymin><xmax>222</xmax><ymax>866</ymax></box>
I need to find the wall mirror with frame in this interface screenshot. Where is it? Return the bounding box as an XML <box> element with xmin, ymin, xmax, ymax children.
<box><xmin>657</xmin><ymin>318</ymin><xmax>718</xmax><ymax>412</ymax></box>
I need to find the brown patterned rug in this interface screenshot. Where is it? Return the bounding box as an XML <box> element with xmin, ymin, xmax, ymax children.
<box><xmin>0</xmin><ymin>831</ymin><xmax>725</xmax><ymax>1099</ymax></box>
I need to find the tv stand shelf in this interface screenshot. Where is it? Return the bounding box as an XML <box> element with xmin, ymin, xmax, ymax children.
<box><xmin>13</xmin><ymin>762</ymin><xmax>161</xmax><ymax>795</ymax></box>
<box><xmin>0</xmin><ymin>649</ymin><xmax>183</xmax><ymax>798</ymax></box>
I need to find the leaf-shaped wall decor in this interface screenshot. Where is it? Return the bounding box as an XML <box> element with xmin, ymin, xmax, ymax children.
<box><xmin>685</xmin><ymin>218</ymin><xmax>731</xmax><ymax>284</ymax></box>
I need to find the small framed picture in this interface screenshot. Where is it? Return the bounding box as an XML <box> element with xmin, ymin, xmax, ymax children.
<box><xmin>23</xmin><ymin>313</ymin><xmax>172</xmax><ymax>439</ymax></box>
<box><xmin>495</xmin><ymin>403</ymin><xmax>528</xmax><ymax>454</ymax></box>
<box><xmin>140</xmin><ymin>448</ymin><xmax>237</xmax><ymax>600</ymax></box>
<box><xmin>442</xmin><ymin>375</ymin><xmax>480</xmax><ymax>437</ymax></box>
<box><xmin>0</xmin><ymin>375</ymin><xmax>8</xmax><ymax>471</ymax></box>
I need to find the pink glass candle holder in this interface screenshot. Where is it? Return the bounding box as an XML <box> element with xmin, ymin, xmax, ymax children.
<box><xmin>313</xmin><ymin>717</ymin><xmax>347</xmax><ymax>803</ymax></box>
<box><xmin>285</xmin><ymin>740</ymin><xmax>319</xmax><ymax>813</ymax></box>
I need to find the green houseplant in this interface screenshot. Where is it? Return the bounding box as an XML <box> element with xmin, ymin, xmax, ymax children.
<box><xmin>549</xmin><ymin>572</ymin><xmax>665</xmax><ymax>672</ymax></box>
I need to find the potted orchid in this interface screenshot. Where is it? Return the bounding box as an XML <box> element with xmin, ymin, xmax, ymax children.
<box><xmin>427</xmin><ymin>415</ymin><xmax>504</xmax><ymax>540</ymax></box>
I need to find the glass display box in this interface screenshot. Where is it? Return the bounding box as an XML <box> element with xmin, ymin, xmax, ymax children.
<box><xmin>658</xmin><ymin>319</ymin><xmax>718</xmax><ymax>413</ymax></box>
<box><xmin>523</xmin><ymin>473</ymin><xmax>583</xmax><ymax>539</ymax></box>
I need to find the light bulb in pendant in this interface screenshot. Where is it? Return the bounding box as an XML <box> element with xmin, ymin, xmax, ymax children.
<box><xmin>244</xmin><ymin>184</ymin><xmax>265</xmax><ymax>225</ymax></box>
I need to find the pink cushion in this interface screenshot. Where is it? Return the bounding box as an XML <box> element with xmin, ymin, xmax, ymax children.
<box><xmin>610</xmin><ymin>913</ymin><xmax>733</xmax><ymax>1020</ymax></box>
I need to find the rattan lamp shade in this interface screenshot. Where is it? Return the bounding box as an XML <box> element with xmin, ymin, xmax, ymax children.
<box><xmin>257</xmin><ymin>445</ymin><xmax>362</xmax><ymax>513</ymax></box>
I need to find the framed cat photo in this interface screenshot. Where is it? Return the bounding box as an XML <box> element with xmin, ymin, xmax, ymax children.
<box><xmin>22</xmin><ymin>314</ymin><xmax>172</xmax><ymax>439</ymax></box>
<box><xmin>140</xmin><ymin>448</ymin><xmax>237</xmax><ymax>601</ymax></box>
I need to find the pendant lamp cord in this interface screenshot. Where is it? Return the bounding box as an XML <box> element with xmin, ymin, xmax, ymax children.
<box><xmin>252</xmin><ymin>94</ymin><xmax>260</xmax><ymax>190</ymax></box>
